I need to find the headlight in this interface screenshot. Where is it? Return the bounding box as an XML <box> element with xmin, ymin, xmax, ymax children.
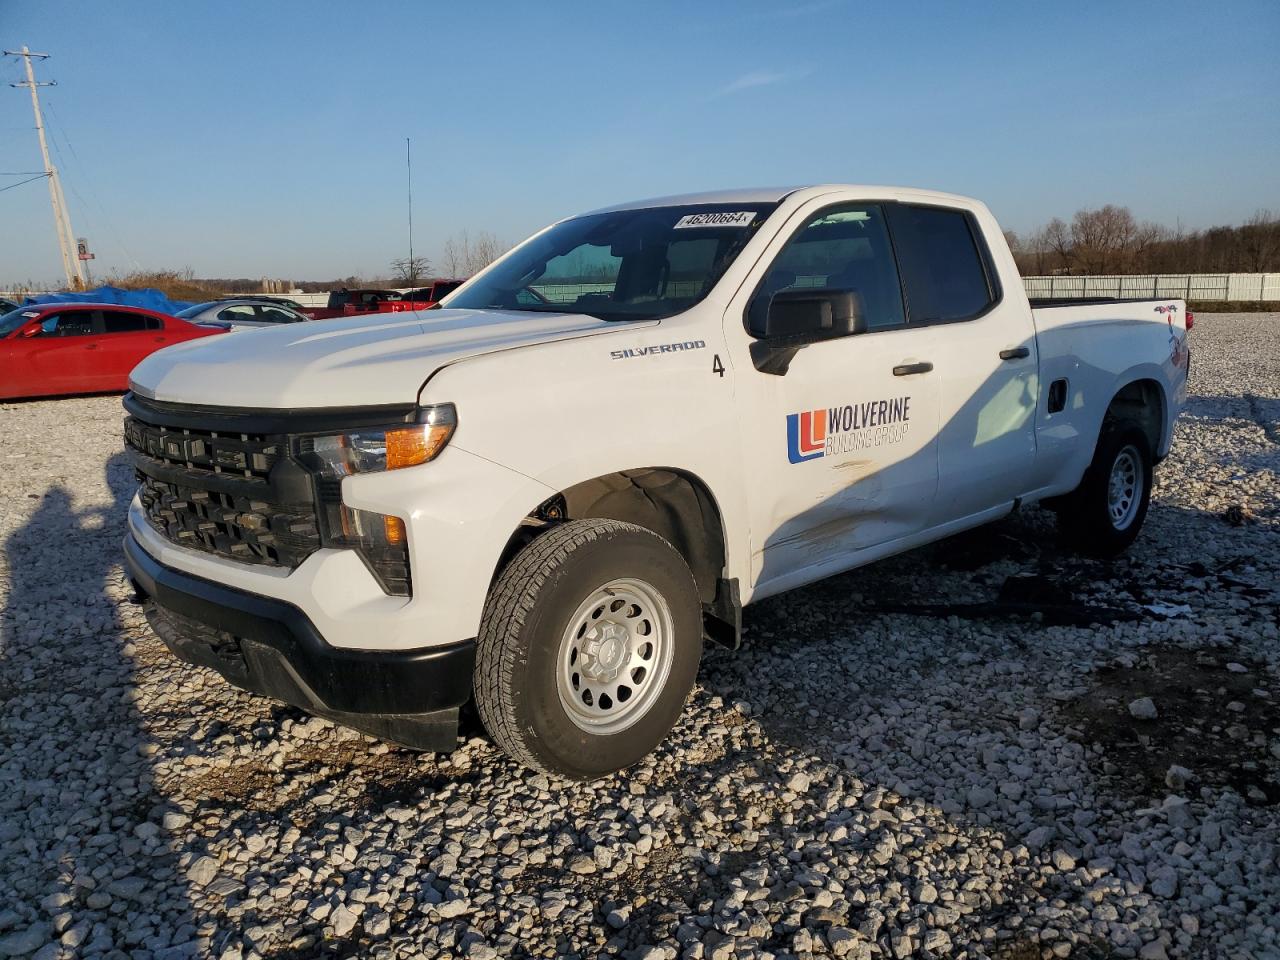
<box><xmin>294</xmin><ymin>404</ymin><xmax>456</xmax><ymax>597</ymax></box>
<box><xmin>301</xmin><ymin>403</ymin><xmax>456</xmax><ymax>476</ymax></box>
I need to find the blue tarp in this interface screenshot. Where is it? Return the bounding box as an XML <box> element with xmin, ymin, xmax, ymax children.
<box><xmin>23</xmin><ymin>284</ymin><xmax>194</xmax><ymax>315</ymax></box>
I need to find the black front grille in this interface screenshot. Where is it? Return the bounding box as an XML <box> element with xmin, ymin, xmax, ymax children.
<box><xmin>126</xmin><ymin>415</ymin><xmax>319</xmax><ymax>570</ymax></box>
<box><xmin>136</xmin><ymin>473</ymin><xmax>319</xmax><ymax>566</ymax></box>
<box><xmin>123</xmin><ymin>395</ymin><xmax>413</xmax><ymax>597</ymax></box>
<box><xmin>123</xmin><ymin>418</ymin><xmax>284</xmax><ymax>480</ymax></box>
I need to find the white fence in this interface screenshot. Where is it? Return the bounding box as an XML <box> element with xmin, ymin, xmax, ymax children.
<box><xmin>6</xmin><ymin>272</ymin><xmax>1280</xmax><ymax>308</ymax></box>
<box><xmin>1022</xmin><ymin>273</ymin><xmax>1280</xmax><ymax>302</ymax></box>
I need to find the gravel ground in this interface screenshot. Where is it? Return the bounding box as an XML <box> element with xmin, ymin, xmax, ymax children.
<box><xmin>1</xmin><ymin>313</ymin><xmax>1277</xmax><ymax>960</ymax></box>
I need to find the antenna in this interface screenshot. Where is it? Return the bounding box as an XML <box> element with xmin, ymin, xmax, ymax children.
<box><xmin>5</xmin><ymin>46</ymin><xmax>86</xmax><ymax>290</ymax></box>
<box><xmin>406</xmin><ymin>137</ymin><xmax>415</xmax><ymax>285</ymax></box>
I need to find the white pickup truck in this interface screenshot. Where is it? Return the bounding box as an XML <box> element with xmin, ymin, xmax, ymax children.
<box><xmin>123</xmin><ymin>186</ymin><xmax>1191</xmax><ymax>778</ymax></box>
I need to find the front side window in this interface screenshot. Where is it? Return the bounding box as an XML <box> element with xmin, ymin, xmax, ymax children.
<box><xmin>218</xmin><ymin>305</ymin><xmax>257</xmax><ymax>323</ymax></box>
<box><xmin>446</xmin><ymin>203</ymin><xmax>777</xmax><ymax>322</ymax></box>
<box><xmin>887</xmin><ymin>205</ymin><xmax>995</xmax><ymax>322</ymax></box>
<box><xmin>750</xmin><ymin>204</ymin><xmax>906</xmax><ymax>335</ymax></box>
<box><xmin>40</xmin><ymin>311</ymin><xmax>95</xmax><ymax>337</ymax></box>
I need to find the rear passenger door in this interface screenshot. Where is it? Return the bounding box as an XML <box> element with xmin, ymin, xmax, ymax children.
<box><xmin>95</xmin><ymin>310</ymin><xmax>164</xmax><ymax>390</ymax></box>
<box><xmin>886</xmin><ymin>204</ymin><xmax>1038</xmax><ymax>525</ymax></box>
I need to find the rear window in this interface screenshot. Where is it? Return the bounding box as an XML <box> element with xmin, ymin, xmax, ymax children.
<box><xmin>887</xmin><ymin>205</ymin><xmax>995</xmax><ymax>323</ymax></box>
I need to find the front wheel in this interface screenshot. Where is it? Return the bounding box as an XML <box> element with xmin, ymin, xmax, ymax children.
<box><xmin>474</xmin><ymin>518</ymin><xmax>702</xmax><ymax>779</ymax></box>
<box><xmin>1056</xmin><ymin>422</ymin><xmax>1154</xmax><ymax>557</ymax></box>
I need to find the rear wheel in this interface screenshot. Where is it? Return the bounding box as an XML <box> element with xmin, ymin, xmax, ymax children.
<box><xmin>474</xmin><ymin>518</ymin><xmax>702</xmax><ymax>779</ymax></box>
<box><xmin>1056</xmin><ymin>422</ymin><xmax>1153</xmax><ymax>557</ymax></box>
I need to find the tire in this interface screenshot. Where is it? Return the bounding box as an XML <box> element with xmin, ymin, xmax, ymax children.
<box><xmin>1056</xmin><ymin>421</ymin><xmax>1153</xmax><ymax>557</ymax></box>
<box><xmin>474</xmin><ymin>518</ymin><xmax>702</xmax><ymax>779</ymax></box>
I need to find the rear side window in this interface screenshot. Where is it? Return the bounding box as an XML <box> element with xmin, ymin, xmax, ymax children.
<box><xmin>101</xmin><ymin>310</ymin><xmax>155</xmax><ymax>333</ymax></box>
<box><xmin>257</xmin><ymin>306</ymin><xmax>299</xmax><ymax>323</ymax></box>
<box><xmin>887</xmin><ymin>205</ymin><xmax>995</xmax><ymax>323</ymax></box>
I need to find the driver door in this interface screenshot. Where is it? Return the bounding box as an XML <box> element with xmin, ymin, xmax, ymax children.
<box><xmin>20</xmin><ymin>310</ymin><xmax>98</xmax><ymax>396</ymax></box>
<box><xmin>731</xmin><ymin>201</ymin><xmax>942</xmax><ymax>593</ymax></box>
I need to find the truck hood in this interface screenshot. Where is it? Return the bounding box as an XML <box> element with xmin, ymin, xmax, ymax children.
<box><xmin>131</xmin><ymin>308</ymin><xmax>627</xmax><ymax>408</ymax></box>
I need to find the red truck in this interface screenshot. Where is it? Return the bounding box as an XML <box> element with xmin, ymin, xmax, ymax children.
<box><xmin>303</xmin><ymin>282</ymin><xmax>465</xmax><ymax>320</ymax></box>
<box><xmin>349</xmin><ymin>280</ymin><xmax>465</xmax><ymax>315</ymax></box>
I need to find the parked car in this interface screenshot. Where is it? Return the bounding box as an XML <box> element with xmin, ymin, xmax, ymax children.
<box><xmin>122</xmin><ymin>185</ymin><xmax>1191</xmax><ymax>778</ymax></box>
<box><xmin>176</xmin><ymin>299</ymin><xmax>312</xmax><ymax>330</ymax></box>
<box><xmin>214</xmin><ymin>294</ymin><xmax>308</xmax><ymax>312</ymax></box>
<box><xmin>0</xmin><ymin>302</ymin><xmax>223</xmax><ymax>400</ymax></box>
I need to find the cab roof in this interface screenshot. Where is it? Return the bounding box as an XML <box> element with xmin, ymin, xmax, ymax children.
<box><xmin>585</xmin><ymin>184</ymin><xmax>980</xmax><ymax>215</ymax></box>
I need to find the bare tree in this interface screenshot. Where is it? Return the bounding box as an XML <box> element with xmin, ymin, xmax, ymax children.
<box><xmin>390</xmin><ymin>255</ymin><xmax>432</xmax><ymax>286</ymax></box>
<box><xmin>1240</xmin><ymin>210</ymin><xmax>1280</xmax><ymax>274</ymax></box>
<box><xmin>441</xmin><ymin>230</ymin><xmax>509</xmax><ymax>277</ymax></box>
<box><xmin>1070</xmin><ymin>205</ymin><xmax>1137</xmax><ymax>274</ymax></box>
<box><xmin>1043</xmin><ymin>218</ymin><xmax>1074</xmax><ymax>273</ymax></box>
<box><xmin>1010</xmin><ymin>207</ymin><xmax>1280</xmax><ymax>277</ymax></box>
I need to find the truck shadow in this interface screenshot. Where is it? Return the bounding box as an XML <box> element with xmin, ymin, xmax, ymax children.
<box><xmin>0</xmin><ymin>452</ymin><xmax>198</xmax><ymax>955</ymax></box>
<box><xmin>700</xmin><ymin>491</ymin><xmax>1278</xmax><ymax>799</ymax></box>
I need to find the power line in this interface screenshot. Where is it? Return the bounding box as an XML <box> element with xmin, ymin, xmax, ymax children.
<box><xmin>42</xmin><ymin>97</ymin><xmax>142</xmax><ymax>271</ymax></box>
<box><xmin>0</xmin><ymin>172</ymin><xmax>48</xmax><ymax>194</ymax></box>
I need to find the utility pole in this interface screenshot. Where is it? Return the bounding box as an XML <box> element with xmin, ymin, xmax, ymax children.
<box><xmin>406</xmin><ymin>137</ymin><xmax>415</xmax><ymax>285</ymax></box>
<box><xmin>6</xmin><ymin>46</ymin><xmax>85</xmax><ymax>290</ymax></box>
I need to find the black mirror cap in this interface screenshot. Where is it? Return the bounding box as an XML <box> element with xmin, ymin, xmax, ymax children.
<box><xmin>750</xmin><ymin>288</ymin><xmax>866</xmax><ymax>339</ymax></box>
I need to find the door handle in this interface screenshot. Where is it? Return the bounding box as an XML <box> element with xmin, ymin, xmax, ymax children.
<box><xmin>892</xmin><ymin>361</ymin><xmax>933</xmax><ymax>377</ymax></box>
<box><xmin>85</xmin><ymin>343</ymin><xmax>99</xmax><ymax>350</ymax></box>
<box><xmin>999</xmin><ymin>346</ymin><xmax>1030</xmax><ymax>360</ymax></box>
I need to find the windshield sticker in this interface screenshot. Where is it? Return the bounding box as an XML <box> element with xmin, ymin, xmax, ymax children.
<box><xmin>673</xmin><ymin>211</ymin><xmax>756</xmax><ymax>229</ymax></box>
<box><xmin>787</xmin><ymin>398</ymin><xmax>912</xmax><ymax>464</ymax></box>
<box><xmin>611</xmin><ymin>339</ymin><xmax>705</xmax><ymax>360</ymax></box>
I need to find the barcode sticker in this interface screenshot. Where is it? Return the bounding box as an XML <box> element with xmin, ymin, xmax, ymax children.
<box><xmin>673</xmin><ymin>211</ymin><xmax>757</xmax><ymax>229</ymax></box>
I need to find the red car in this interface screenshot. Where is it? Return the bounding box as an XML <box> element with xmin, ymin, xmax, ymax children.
<box><xmin>0</xmin><ymin>302</ymin><xmax>224</xmax><ymax>401</ymax></box>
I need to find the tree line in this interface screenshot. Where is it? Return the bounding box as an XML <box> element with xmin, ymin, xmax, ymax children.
<box><xmin>1007</xmin><ymin>207</ymin><xmax>1280</xmax><ymax>276</ymax></box>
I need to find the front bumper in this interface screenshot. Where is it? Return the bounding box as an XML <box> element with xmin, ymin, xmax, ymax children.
<box><xmin>124</xmin><ymin>532</ymin><xmax>475</xmax><ymax>751</ymax></box>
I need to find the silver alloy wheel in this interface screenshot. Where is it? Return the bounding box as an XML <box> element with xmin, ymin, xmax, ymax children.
<box><xmin>1107</xmin><ymin>445</ymin><xmax>1143</xmax><ymax>530</ymax></box>
<box><xmin>556</xmin><ymin>577</ymin><xmax>675</xmax><ymax>735</ymax></box>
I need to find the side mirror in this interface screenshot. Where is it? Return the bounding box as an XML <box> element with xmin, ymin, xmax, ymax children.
<box><xmin>20</xmin><ymin>322</ymin><xmax>42</xmax><ymax>338</ymax></box>
<box><xmin>746</xmin><ymin>289</ymin><xmax>867</xmax><ymax>376</ymax></box>
<box><xmin>750</xmin><ymin>288</ymin><xmax>866</xmax><ymax>340</ymax></box>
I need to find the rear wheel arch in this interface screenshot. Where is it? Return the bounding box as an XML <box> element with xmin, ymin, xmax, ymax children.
<box><xmin>1103</xmin><ymin>377</ymin><xmax>1166</xmax><ymax>457</ymax></box>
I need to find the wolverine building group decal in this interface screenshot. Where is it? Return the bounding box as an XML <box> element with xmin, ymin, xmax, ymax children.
<box><xmin>786</xmin><ymin>397</ymin><xmax>912</xmax><ymax>464</ymax></box>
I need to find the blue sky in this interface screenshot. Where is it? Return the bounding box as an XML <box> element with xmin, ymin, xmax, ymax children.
<box><xmin>2</xmin><ymin>0</ymin><xmax>1277</xmax><ymax>285</ymax></box>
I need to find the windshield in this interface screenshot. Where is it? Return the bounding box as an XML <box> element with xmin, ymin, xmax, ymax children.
<box><xmin>0</xmin><ymin>307</ymin><xmax>40</xmax><ymax>337</ymax></box>
<box><xmin>445</xmin><ymin>203</ymin><xmax>777</xmax><ymax>321</ymax></box>
<box><xmin>176</xmin><ymin>301</ymin><xmax>217</xmax><ymax>319</ymax></box>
